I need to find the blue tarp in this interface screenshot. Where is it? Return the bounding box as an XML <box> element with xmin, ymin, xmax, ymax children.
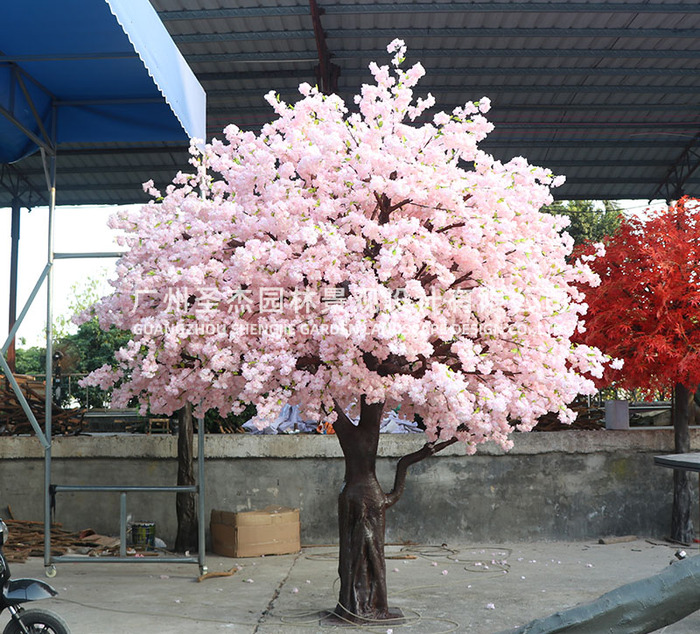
<box><xmin>0</xmin><ymin>0</ymin><xmax>206</xmax><ymax>163</ymax></box>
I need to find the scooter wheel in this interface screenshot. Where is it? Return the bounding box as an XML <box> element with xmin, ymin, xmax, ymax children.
<box><xmin>2</xmin><ymin>608</ymin><xmax>71</xmax><ymax>634</ymax></box>
<box><xmin>45</xmin><ymin>565</ymin><xmax>57</xmax><ymax>578</ymax></box>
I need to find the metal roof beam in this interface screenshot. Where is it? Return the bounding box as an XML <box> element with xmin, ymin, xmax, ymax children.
<box><xmin>652</xmin><ymin>132</ymin><xmax>700</xmax><ymax>200</ymax></box>
<box><xmin>539</xmin><ymin>160</ymin><xmax>670</xmax><ymax>168</ymax></box>
<box><xmin>197</xmin><ymin>69</ymin><xmax>313</xmax><ymax>82</ymax></box>
<box><xmin>564</xmin><ymin>177</ymin><xmax>666</xmax><ymax>185</ymax></box>
<box><xmin>0</xmin><ymin>164</ymin><xmax>48</xmax><ymax>207</ymax></box>
<box><xmin>350</xmin><ymin>66</ymin><xmax>700</xmax><ymax>78</ymax></box>
<box><xmin>492</xmin><ymin>104</ymin><xmax>699</xmax><ymax>112</ymax></box>
<box><xmin>431</xmin><ymin>85</ymin><xmax>700</xmax><ymax>94</ymax></box>
<box><xmin>483</xmin><ymin>139</ymin><xmax>690</xmax><ymax>148</ymax></box>
<box><xmin>323</xmin><ymin>2</ymin><xmax>700</xmax><ymax>15</ymax></box>
<box><xmin>197</xmin><ymin>66</ymin><xmax>700</xmax><ymax>82</ymax></box>
<box><xmin>13</xmin><ymin>164</ymin><xmax>193</xmax><ymax>177</ymax></box>
<box><xmin>186</xmin><ymin>48</ymin><xmax>700</xmax><ymax>64</ymax></box>
<box><xmin>54</xmin><ymin>146</ymin><xmax>190</xmax><ymax>157</ymax></box>
<box><xmin>188</xmin><ymin>51</ymin><xmax>317</xmax><ymax>64</ymax></box>
<box><xmin>334</xmin><ymin>48</ymin><xmax>700</xmax><ymax>59</ymax></box>
<box><xmin>158</xmin><ymin>3</ymin><xmax>698</xmax><ymax>20</ymax></box>
<box><xmin>159</xmin><ymin>6</ymin><xmax>309</xmax><ymax>20</ymax></box>
<box><xmin>0</xmin><ymin>52</ymin><xmax>139</xmax><ymax>63</ymax></box>
<box><xmin>208</xmin><ymin>103</ymin><xmax>700</xmax><ymax>114</ymax></box>
<box><xmin>212</xmin><ymin>84</ymin><xmax>700</xmax><ymax>96</ymax></box>
<box><xmin>329</xmin><ymin>26</ymin><xmax>700</xmax><ymax>38</ymax></box>
<box><xmin>174</xmin><ymin>26</ymin><xmax>700</xmax><ymax>44</ymax></box>
<box><xmin>491</xmin><ymin>122</ymin><xmax>700</xmax><ymax>131</ymax></box>
<box><xmin>53</xmin><ymin>183</ymin><xmax>153</xmax><ymax>192</ymax></box>
<box><xmin>174</xmin><ymin>30</ymin><xmax>314</xmax><ymax>43</ymax></box>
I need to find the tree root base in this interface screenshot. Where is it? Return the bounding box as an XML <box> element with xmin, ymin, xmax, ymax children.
<box><xmin>320</xmin><ymin>607</ymin><xmax>405</xmax><ymax>627</ymax></box>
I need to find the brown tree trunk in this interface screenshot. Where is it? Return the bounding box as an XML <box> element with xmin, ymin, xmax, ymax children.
<box><xmin>333</xmin><ymin>397</ymin><xmax>389</xmax><ymax>622</ymax></box>
<box><xmin>671</xmin><ymin>382</ymin><xmax>694</xmax><ymax>544</ymax></box>
<box><xmin>331</xmin><ymin>397</ymin><xmax>457</xmax><ymax>623</ymax></box>
<box><xmin>174</xmin><ymin>403</ymin><xmax>198</xmax><ymax>553</ymax></box>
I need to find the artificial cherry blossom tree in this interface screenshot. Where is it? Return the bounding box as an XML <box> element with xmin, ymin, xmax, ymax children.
<box><xmin>82</xmin><ymin>41</ymin><xmax>609</xmax><ymax>622</ymax></box>
<box><xmin>576</xmin><ymin>196</ymin><xmax>700</xmax><ymax>544</ymax></box>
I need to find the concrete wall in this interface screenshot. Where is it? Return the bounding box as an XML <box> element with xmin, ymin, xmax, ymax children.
<box><xmin>0</xmin><ymin>429</ymin><xmax>696</xmax><ymax>548</ymax></box>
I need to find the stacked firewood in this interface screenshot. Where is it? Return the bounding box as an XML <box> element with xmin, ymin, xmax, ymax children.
<box><xmin>2</xmin><ymin>519</ymin><xmax>102</xmax><ymax>563</ymax></box>
<box><xmin>0</xmin><ymin>374</ymin><xmax>84</xmax><ymax>436</ymax></box>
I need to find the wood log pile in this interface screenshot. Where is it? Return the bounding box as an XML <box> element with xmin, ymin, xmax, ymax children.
<box><xmin>0</xmin><ymin>374</ymin><xmax>84</xmax><ymax>436</ymax></box>
<box><xmin>2</xmin><ymin>519</ymin><xmax>109</xmax><ymax>563</ymax></box>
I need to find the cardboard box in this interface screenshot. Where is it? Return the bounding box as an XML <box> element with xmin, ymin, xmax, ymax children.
<box><xmin>210</xmin><ymin>506</ymin><xmax>300</xmax><ymax>558</ymax></box>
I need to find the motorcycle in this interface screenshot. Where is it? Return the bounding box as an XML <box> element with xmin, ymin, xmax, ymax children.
<box><xmin>0</xmin><ymin>519</ymin><xmax>70</xmax><ymax>634</ymax></box>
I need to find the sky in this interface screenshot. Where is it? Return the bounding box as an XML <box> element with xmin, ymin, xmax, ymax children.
<box><xmin>0</xmin><ymin>198</ymin><xmax>666</xmax><ymax>349</ymax></box>
<box><xmin>0</xmin><ymin>204</ymin><xmax>131</xmax><ymax>347</ymax></box>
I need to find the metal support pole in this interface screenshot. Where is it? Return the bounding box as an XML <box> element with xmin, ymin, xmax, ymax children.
<box><xmin>120</xmin><ymin>492</ymin><xmax>127</xmax><ymax>558</ymax></box>
<box><xmin>2</xmin><ymin>264</ymin><xmax>50</xmax><ymax>355</ymax></box>
<box><xmin>197</xmin><ymin>416</ymin><xmax>206</xmax><ymax>572</ymax></box>
<box><xmin>43</xmin><ymin>145</ymin><xmax>56</xmax><ymax>571</ymax></box>
<box><xmin>0</xmin><ymin>354</ymin><xmax>49</xmax><ymax>448</ymax></box>
<box><xmin>53</xmin><ymin>251</ymin><xmax>125</xmax><ymax>260</ymax></box>
<box><xmin>7</xmin><ymin>198</ymin><xmax>20</xmax><ymax>372</ymax></box>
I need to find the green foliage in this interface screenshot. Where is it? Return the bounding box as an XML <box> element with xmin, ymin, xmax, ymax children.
<box><xmin>203</xmin><ymin>404</ymin><xmax>257</xmax><ymax>432</ymax></box>
<box><xmin>15</xmin><ymin>273</ymin><xmax>132</xmax><ymax>409</ymax></box>
<box><xmin>15</xmin><ymin>346</ymin><xmax>45</xmax><ymax>375</ymax></box>
<box><xmin>55</xmin><ymin>274</ymin><xmax>131</xmax><ymax>408</ymax></box>
<box><xmin>57</xmin><ymin>318</ymin><xmax>132</xmax><ymax>408</ymax></box>
<box><xmin>52</xmin><ymin>272</ymin><xmax>110</xmax><ymax>339</ymax></box>
<box><xmin>543</xmin><ymin>200</ymin><xmax>622</xmax><ymax>246</ymax></box>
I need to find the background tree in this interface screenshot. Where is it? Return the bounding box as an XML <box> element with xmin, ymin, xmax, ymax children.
<box><xmin>576</xmin><ymin>196</ymin><xmax>700</xmax><ymax>544</ymax></box>
<box><xmin>56</xmin><ymin>276</ymin><xmax>131</xmax><ymax>409</ymax></box>
<box><xmin>543</xmin><ymin>200</ymin><xmax>622</xmax><ymax>246</ymax></box>
<box><xmin>14</xmin><ymin>339</ymin><xmax>44</xmax><ymax>376</ymax></box>
<box><xmin>53</xmin><ymin>274</ymin><xmax>111</xmax><ymax>340</ymax></box>
<box><xmin>81</xmin><ymin>41</ymin><xmax>609</xmax><ymax>622</ymax></box>
<box><xmin>14</xmin><ymin>276</ymin><xmax>131</xmax><ymax>408</ymax></box>
<box><xmin>57</xmin><ymin>318</ymin><xmax>132</xmax><ymax>408</ymax></box>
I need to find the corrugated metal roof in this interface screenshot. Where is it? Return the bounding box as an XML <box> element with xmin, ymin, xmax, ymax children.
<box><xmin>3</xmin><ymin>0</ymin><xmax>700</xmax><ymax>206</ymax></box>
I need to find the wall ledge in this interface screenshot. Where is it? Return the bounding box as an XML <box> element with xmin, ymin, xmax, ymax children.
<box><xmin>0</xmin><ymin>428</ymin><xmax>695</xmax><ymax>460</ymax></box>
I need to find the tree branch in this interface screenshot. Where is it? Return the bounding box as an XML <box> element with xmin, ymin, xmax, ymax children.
<box><xmin>389</xmin><ymin>198</ymin><xmax>411</xmax><ymax>213</ymax></box>
<box><xmin>385</xmin><ymin>438</ymin><xmax>458</xmax><ymax>508</ymax></box>
<box><xmin>449</xmin><ymin>272</ymin><xmax>474</xmax><ymax>289</ymax></box>
<box><xmin>437</xmin><ymin>222</ymin><xmax>466</xmax><ymax>234</ymax></box>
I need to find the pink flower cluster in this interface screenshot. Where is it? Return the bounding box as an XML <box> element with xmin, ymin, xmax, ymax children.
<box><xmin>80</xmin><ymin>41</ymin><xmax>609</xmax><ymax>450</ymax></box>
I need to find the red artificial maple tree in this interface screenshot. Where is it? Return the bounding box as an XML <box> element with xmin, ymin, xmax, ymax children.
<box><xmin>577</xmin><ymin>196</ymin><xmax>700</xmax><ymax>543</ymax></box>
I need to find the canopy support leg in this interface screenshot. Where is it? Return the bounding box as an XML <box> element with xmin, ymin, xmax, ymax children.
<box><xmin>42</xmin><ymin>143</ymin><xmax>56</xmax><ymax>571</ymax></box>
<box><xmin>7</xmin><ymin>198</ymin><xmax>20</xmax><ymax>372</ymax></box>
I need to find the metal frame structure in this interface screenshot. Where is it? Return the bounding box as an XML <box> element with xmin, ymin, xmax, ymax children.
<box><xmin>0</xmin><ymin>124</ymin><xmax>207</xmax><ymax>577</ymax></box>
<box><xmin>0</xmin><ymin>139</ymin><xmax>207</xmax><ymax>578</ymax></box>
<box><xmin>47</xmin><ymin>419</ymin><xmax>206</xmax><ymax>574</ymax></box>
<box><xmin>0</xmin><ymin>1</ymin><xmax>207</xmax><ymax>575</ymax></box>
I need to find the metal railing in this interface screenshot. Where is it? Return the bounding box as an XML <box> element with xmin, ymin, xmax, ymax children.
<box><xmin>30</xmin><ymin>372</ymin><xmax>108</xmax><ymax>410</ymax></box>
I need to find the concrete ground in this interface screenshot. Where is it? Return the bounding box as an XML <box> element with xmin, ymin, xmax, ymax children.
<box><xmin>2</xmin><ymin>539</ymin><xmax>700</xmax><ymax>633</ymax></box>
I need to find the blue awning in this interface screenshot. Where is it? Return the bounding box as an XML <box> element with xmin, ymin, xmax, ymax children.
<box><xmin>0</xmin><ymin>0</ymin><xmax>206</xmax><ymax>163</ymax></box>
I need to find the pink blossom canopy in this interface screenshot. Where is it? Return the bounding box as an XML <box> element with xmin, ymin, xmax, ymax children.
<box><xmin>82</xmin><ymin>41</ymin><xmax>609</xmax><ymax>452</ymax></box>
